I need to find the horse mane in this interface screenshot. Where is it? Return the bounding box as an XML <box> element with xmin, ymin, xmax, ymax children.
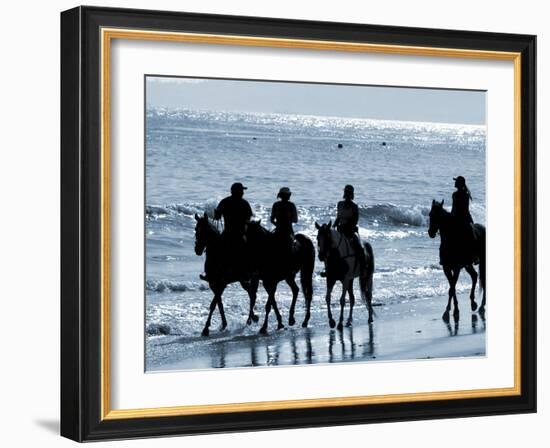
<box><xmin>247</xmin><ymin>220</ymin><xmax>270</xmax><ymax>236</ymax></box>
<box><xmin>196</xmin><ymin>216</ymin><xmax>220</xmax><ymax>236</ymax></box>
<box><xmin>207</xmin><ymin>219</ymin><xmax>220</xmax><ymax>234</ymax></box>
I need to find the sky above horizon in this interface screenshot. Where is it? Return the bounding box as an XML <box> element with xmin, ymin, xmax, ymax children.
<box><xmin>146</xmin><ymin>76</ymin><xmax>486</xmax><ymax>125</ymax></box>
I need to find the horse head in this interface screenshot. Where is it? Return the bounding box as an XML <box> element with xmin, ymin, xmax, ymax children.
<box><xmin>194</xmin><ymin>211</ymin><xmax>211</xmax><ymax>255</ymax></box>
<box><xmin>428</xmin><ymin>199</ymin><xmax>445</xmax><ymax>238</ymax></box>
<box><xmin>315</xmin><ymin>220</ymin><xmax>333</xmax><ymax>262</ymax></box>
<box><xmin>245</xmin><ymin>219</ymin><xmax>266</xmax><ymax>243</ymax></box>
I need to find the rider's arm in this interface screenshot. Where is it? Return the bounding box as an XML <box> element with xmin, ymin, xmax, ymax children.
<box><xmin>334</xmin><ymin>201</ymin><xmax>342</xmax><ymax>227</ymax></box>
<box><xmin>291</xmin><ymin>203</ymin><xmax>298</xmax><ymax>223</ymax></box>
<box><xmin>352</xmin><ymin>202</ymin><xmax>359</xmax><ymax>226</ymax></box>
<box><xmin>214</xmin><ymin>200</ymin><xmax>223</xmax><ymax>220</ymax></box>
<box><xmin>270</xmin><ymin>203</ymin><xmax>277</xmax><ymax>225</ymax></box>
<box><xmin>245</xmin><ymin>201</ymin><xmax>253</xmax><ymax>222</ymax></box>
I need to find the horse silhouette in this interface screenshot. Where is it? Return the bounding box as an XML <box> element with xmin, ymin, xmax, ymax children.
<box><xmin>428</xmin><ymin>200</ymin><xmax>486</xmax><ymax>321</ymax></box>
<box><xmin>194</xmin><ymin>212</ymin><xmax>260</xmax><ymax>336</ymax></box>
<box><xmin>245</xmin><ymin>220</ymin><xmax>315</xmax><ymax>333</ymax></box>
<box><xmin>315</xmin><ymin>221</ymin><xmax>375</xmax><ymax>329</ymax></box>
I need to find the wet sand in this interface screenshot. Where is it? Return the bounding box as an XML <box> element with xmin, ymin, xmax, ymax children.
<box><xmin>146</xmin><ymin>295</ymin><xmax>486</xmax><ymax>372</ymax></box>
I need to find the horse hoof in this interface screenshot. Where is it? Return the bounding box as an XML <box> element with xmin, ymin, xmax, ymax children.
<box><xmin>346</xmin><ymin>320</ymin><xmax>352</xmax><ymax>327</ymax></box>
<box><xmin>337</xmin><ymin>322</ymin><xmax>344</xmax><ymax>331</ymax></box>
<box><xmin>289</xmin><ymin>316</ymin><xmax>296</xmax><ymax>326</ymax></box>
<box><xmin>471</xmin><ymin>301</ymin><xmax>478</xmax><ymax>312</ymax></box>
<box><xmin>246</xmin><ymin>317</ymin><xmax>252</xmax><ymax>326</ymax></box>
<box><xmin>442</xmin><ymin>311</ymin><xmax>450</xmax><ymax>323</ymax></box>
<box><xmin>301</xmin><ymin>320</ymin><xmax>309</xmax><ymax>328</ymax></box>
<box><xmin>252</xmin><ymin>314</ymin><xmax>259</xmax><ymax>323</ymax></box>
<box><xmin>221</xmin><ymin>322</ymin><xmax>227</xmax><ymax>331</ymax></box>
<box><xmin>259</xmin><ymin>326</ymin><xmax>268</xmax><ymax>335</ymax></box>
<box><xmin>329</xmin><ymin>319</ymin><xmax>336</xmax><ymax>328</ymax></box>
<box><xmin>201</xmin><ymin>328</ymin><xmax>210</xmax><ymax>337</ymax></box>
<box><xmin>277</xmin><ymin>323</ymin><xmax>285</xmax><ymax>331</ymax></box>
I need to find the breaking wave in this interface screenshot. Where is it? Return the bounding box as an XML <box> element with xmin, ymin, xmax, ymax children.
<box><xmin>146</xmin><ymin>279</ymin><xmax>210</xmax><ymax>293</ymax></box>
<box><xmin>145</xmin><ymin>201</ymin><xmax>434</xmax><ymax>228</ymax></box>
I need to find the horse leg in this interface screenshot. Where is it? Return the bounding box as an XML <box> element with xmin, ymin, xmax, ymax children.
<box><xmin>286</xmin><ymin>276</ymin><xmax>300</xmax><ymax>326</ymax></box>
<box><xmin>465</xmin><ymin>264</ymin><xmax>478</xmax><ymax>312</ymax></box>
<box><xmin>360</xmin><ymin>274</ymin><xmax>374</xmax><ymax>324</ymax></box>
<box><xmin>479</xmin><ymin>258</ymin><xmax>486</xmax><ymax>315</ymax></box>
<box><xmin>367</xmin><ymin>275</ymin><xmax>374</xmax><ymax>324</ymax></box>
<box><xmin>217</xmin><ymin>298</ymin><xmax>227</xmax><ymax>330</ymax></box>
<box><xmin>242</xmin><ymin>277</ymin><xmax>259</xmax><ymax>325</ymax></box>
<box><xmin>260</xmin><ymin>282</ymin><xmax>284</xmax><ymax>333</ymax></box>
<box><xmin>337</xmin><ymin>280</ymin><xmax>348</xmax><ymax>331</ymax></box>
<box><xmin>325</xmin><ymin>277</ymin><xmax>336</xmax><ymax>328</ymax></box>
<box><xmin>442</xmin><ymin>266</ymin><xmax>454</xmax><ymax>322</ymax></box>
<box><xmin>211</xmin><ymin>285</ymin><xmax>227</xmax><ymax>330</ymax></box>
<box><xmin>202</xmin><ymin>290</ymin><xmax>221</xmax><ymax>337</ymax></box>
<box><xmin>451</xmin><ymin>269</ymin><xmax>461</xmax><ymax>320</ymax></box>
<box><xmin>346</xmin><ymin>282</ymin><xmax>355</xmax><ymax>327</ymax></box>
<box><xmin>270</xmin><ymin>287</ymin><xmax>285</xmax><ymax>331</ymax></box>
<box><xmin>259</xmin><ymin>298</ymin><xmax>272</xmax><ymax>335</ymax></box>
<box><xmin>302</xmin><ymin>296</ymin><xmax>312</xmax><ymax>328</ymax></box>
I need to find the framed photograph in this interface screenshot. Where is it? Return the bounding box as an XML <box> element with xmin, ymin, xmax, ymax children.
<box><xmin>60</xmin><ymin>6</ymin><xmax>536</xmax><ymax>441</ymax></box>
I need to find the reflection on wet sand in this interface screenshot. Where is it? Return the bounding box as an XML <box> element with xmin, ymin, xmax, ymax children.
<box><xmin>205</xmin><ymin>324</ymin><xmax>377</xmax><ymax>369</ymax></box>
<box><xmin>151</xmin><ymin>308</ymin><xmax>486</xmax><ymax>371</ymax></box>
<box><xmin>444</xmin><ymin>312</ymin><xmax>486</xmax><ymax>337</ymax></box>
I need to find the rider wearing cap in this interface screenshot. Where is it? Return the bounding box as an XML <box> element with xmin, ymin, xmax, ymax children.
<box><xmin>335</xmin><ymin>185</ymin><xmax>366</xmax><ymax>272</ymax></box>
<box><xmin>270</xmin><ymin>187</ymin><xmax>298</xmax><ymax>237</ymax></box>
<box><xmin>214</xmin><ymin>182</ymin><xmax>253</xmax><ymax>236</ymax></box>
<box><xmin>200</xmin><ymin>182</ymin><xmax>253</xmax><ymax>281</ymax></box>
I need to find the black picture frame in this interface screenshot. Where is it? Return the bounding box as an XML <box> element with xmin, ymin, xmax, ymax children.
<box><xmin>61</xmin><ymin>5</ymin><xmax>536</xmax><ymax>442</ymax></box>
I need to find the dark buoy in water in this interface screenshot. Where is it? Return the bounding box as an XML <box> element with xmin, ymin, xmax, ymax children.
<box><xmin>381</xmin><ymin>141</ymin><xmax>387</xmax><ymax>146</ymax></box>
<box><xmin>337</xmin><ymin>143</ymin><xmax>343</xmax><ymax>148</ymax></box>
<box><xmin>252</xmin><ymin>137</ymin><xmax>257</xmax><ymax>140</ymax></box>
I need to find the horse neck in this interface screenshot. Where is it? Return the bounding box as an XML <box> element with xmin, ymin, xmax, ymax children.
<box><xmin>329</xmin><ymin>229</ymin><xmax>341</xmax><ymax>248</ymax></box>
<box><xmin>437</xmin><ymin>209</ymin><xmax>453</xmax><ymax>237</ymax></box>
<box><xmin>205</xmin><ymin>223</ymin><xmax>220</xmax><ymax>245</ymax></box>
<box><xmin>249</xmin><ymin>224</ymin><xmax>270</xmax><ymax>244</ymax></box>
<box><xmin>330</xmin><ymin>229</ymin><xmax>349</xmax><ymax>256</ymax></box>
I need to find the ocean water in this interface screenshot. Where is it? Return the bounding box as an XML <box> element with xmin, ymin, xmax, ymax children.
<box><xmin>145</xmin><ymin>108</ymin><xmax>486</xmax><ymax>366</ymax></box>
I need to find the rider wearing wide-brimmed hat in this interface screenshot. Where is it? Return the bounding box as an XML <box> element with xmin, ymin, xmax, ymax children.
<box><xmin>270</xmin><ymin>186</ymin><xmax>298</xmax><ymax>238</ymax></box>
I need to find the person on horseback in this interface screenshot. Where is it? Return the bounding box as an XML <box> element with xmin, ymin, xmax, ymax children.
<box><xmin>270</xmin><ymin>186</ymin><xmax>298</xmax><ymax>258</ymax></box>
<box><xmin>451</xmin><ymin>176</ymin><xmax>476</xmax><ymax>264</ymax></box>
<box><xmin>270</xmin><ymin>187</ymin><xmax>298</xmax><ymax>236</ymax></box>
<box><xmin>321</xmin><ymin>184</ymin><xmax>366</xmax><ymax>276</ymax></box>
<box><xmin>200</xmin><ymin>182</ymin><xmax>253</xmax><ymax>281</ymax></box>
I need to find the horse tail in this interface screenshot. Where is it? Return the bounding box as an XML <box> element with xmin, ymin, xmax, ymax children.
<box><xmin>360</xmin><ymin>242</ymin><xmax>375</xmax><ymax>312</ymax></box>
<box><xmin>364</xmin><ymin>241</ymin><xmax>375</xmax><ymax>276</ymax></box>
<box><xmin>295</xmin><ymin>234</ymin><xmax>314</xmax><ymax>304</ymax></box>
<box><xmin>477</xmin><ymin>225</ymin><xmax>486</xmax><ymax>294</ymax></box>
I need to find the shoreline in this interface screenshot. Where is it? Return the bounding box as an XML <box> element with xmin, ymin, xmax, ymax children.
<box><xmin>146</xmin><ymin>294</ymin><xmax>486</xmax><ymax>372</ymax></box>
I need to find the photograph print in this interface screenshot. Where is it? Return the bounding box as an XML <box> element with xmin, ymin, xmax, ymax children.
<box><xmin>145</xmin><ymin>76</ymin><xmax>487</xmax><ymax>372</ymax></box>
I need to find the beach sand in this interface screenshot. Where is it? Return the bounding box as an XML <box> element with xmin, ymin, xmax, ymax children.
<box><xmin>146</xmin><ymin>295</ymin><xmax>486</xmax><ymax>372</ymax></box>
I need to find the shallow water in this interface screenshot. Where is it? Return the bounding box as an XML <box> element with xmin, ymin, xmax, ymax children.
<box><xmin>145</xmin><ymin>108</ymin><xmax>486</xmax><ymax>370</ymax></box>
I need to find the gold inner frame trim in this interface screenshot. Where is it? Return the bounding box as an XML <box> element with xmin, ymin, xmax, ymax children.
<box><xmin>100</xmin><ymin>27</ymin><xmax>522</xmax><ymax>421</ymax></box>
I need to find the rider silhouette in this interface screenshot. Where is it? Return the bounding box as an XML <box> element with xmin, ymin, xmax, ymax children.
<box><xmin>200</xmin><ymin>182</ymin><xmax>252</xmax><ymax>281</ymax></box>
<box><xmin>270</xmin><ymin>187</ymin><xmax>298</xmax><ymax>236</ymax></box>
<box><xmin>321</xmin><ymin>185</ymin><xmax>366</xmax><ymax>276</ymax></box>
<box><xmin>270</xmin><ymin>187</ymin><xmax>298</xmax><ymax>258</ymax></box>
<box><xmin>451</xmin><ymin>176</ymin><xmax>476</xmax><ymax>263</ymax></box>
